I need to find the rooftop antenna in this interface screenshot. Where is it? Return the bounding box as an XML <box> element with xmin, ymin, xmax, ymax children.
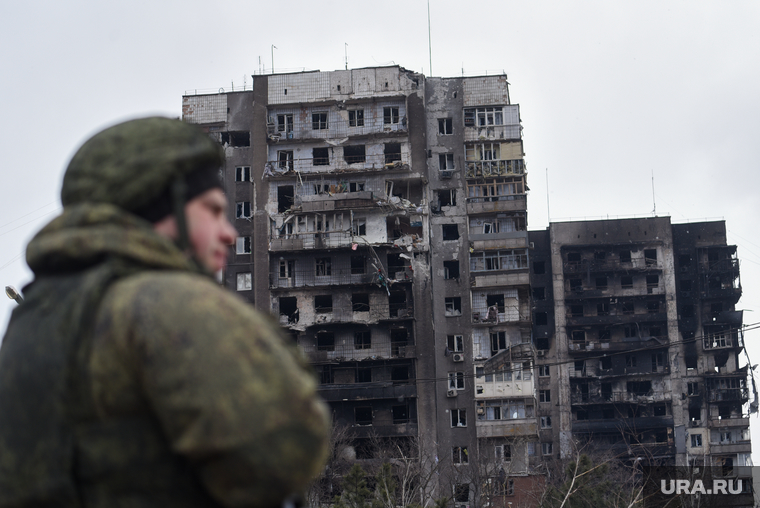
<box><xmin>651</xmin><ymin>168</ymin><xmax>656</xmax><ymax>216</ymax></box>
<box><xmin>427</xmin><ymin>0</ymin><xmax>433</xmax><ymax>76</ymax></box>
<box><xmin>344</xmin><ymin>43</ymin><xmax>348</xmax><ymax>70</ymax></box>
<box><xmin>258</xmin><ymin>56</ymin><xmax>262</xmax><ymax>75</ymax></box>
<box><xmin>271</xmin><ymin>45</ymin><xmax>277</xmax><ymax>74</ymax></box>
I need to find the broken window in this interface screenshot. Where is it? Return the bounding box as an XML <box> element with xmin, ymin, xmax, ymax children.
<box><xmin>448</xmin><ymin>335</ymin><xmax>464</xmax><ymax>352</ymax></box>
<box><xmin>384</xmin><ymin>143</ymin><xmax>401</xmax><ymax>164</ymax></box>
<box><xmin>625</xmin><ymin>355</ymin><xmax>637</xmax><ymax>367</ymax></box>
<box><xmin>277</xmin><ymin>150</ymin><xmax>294</xmax><ymax>171</ymax></box>
<box><xmin>443</xmin><ymin>260</ymin><xmax>460</xmax><ymax>279</ymax></box>
<box><xmin>448</xmin><ymin>372</ymin><xmax>465</xmax><ymax>390</ymax></box>
<box><xmin>314</xmin><ymin>295</ymin><xmax>333</xmax><ymax>313</ymax></box>
<box><xmin>539</xmin><ymin>365</ymin><xmax>550</xmax><ymax>377</ymax></box>
<box><xmin>438</xmin><ymin>118</ymin><xmax>453</xmax><ymax>135</ymax></box>
<box><xmin>313</xmin><ymin>147</ymin><xmax>329</xmax><ymax>166</ymax></box>
<box><xmin>644</xmin><ymin>249</ymin><xmax>658</xmax><ymax>266</ymax></box>
<box><xmin>619</xmin><ymin>250</ymin><xmax>632</xmax><ymax>263</ymax></box>
<box><xmin>348</xmin><ymin>109</ymin><xmax>364</xmax><ymax>127</ymax></box>
<box><xmin>534</xmin><ymin>311</ymin><xmax>548</xmax><ymax>326</ymax></box>
<box><xmin>539</xmin><ymin>390</ymin><xmax>551</xmax><ymax>403</ymax></box>
<box><xmin>567</xmin><ymin>252</ymin><xmax>581</xmax><ymax>264</ymax></box>
<box><xmin>392</xmin><ymin>404</ymin><xmax>409</xmax><ymax>424</ymax></box>
<box><xmin>279</xmin><ymin>297</ymin><xmax>298</xmax><ymax>323</ymax></box>
<box><xmin>681</xmin><ymin>304</ymin><xmax>694</xmax><ymax>318</ymax></box>
<box><xmin>452</xmin><ymin>446</ymin><xmax>469</xmax><ymax>465</ymax></box>
<box><xmin>470</xmin><ymin>249</ymin><xmax>527</xmax><ymax>271</ymax></box>
<box><xmin>312</xmin><ymin>112</ymin><xmax>328</xmax><ymax>130</ymax></box>
<box><xmin>391</xmin><ymin>366</ymin><xmax>409</xmax><ymax>383</ymax></box>
<box><xmin>688</xmin><ymin>382</ymin><xmax>699</xmax><ymax>395</ymax></box>
<box><xmin>350</xmin><ymin>255</ymin><xmax>366</xmax><ymax>275</ymax></box>
<box><xmin>319</xmin><ymin>365</ymin><xmax>333</xmax><ymax>384</ymax></box>
<box><xmin>490</xmin><ymin>331</ymin><xmax>507</xmax><ymax>355</ymax></box>
<box><xmin>646</xmin><ymin>275</ymin><xmax>659</xmax><ymax>293</ymax></box>
<box><xmin>486</xmin><ymin>294</ymin><xmax>505</xmax><ymax>314</ymax></box>
<box><xmin>595</xmin><ymin>276</ymin><xmax>608</xmax><ymax>290</ymax></box>
<box><xmin>445</xmin><ymin>297</ymin><xmax>461</xmax><ymax>316</ymax></box>
<box><xmin>277</xmin><ymin>185</ymin><xmax>294</xmax><ymax>213</ymax></box>
<box><xmin>464</xmin><ymin>107</ymin><xmax>504</xmax><ymax>127</ymax></box>
<box><xmin>599</xmin><ymin>328</ymin><xmax>611</xmax><ymax>342</ymax></box>
<box><xmin>647</xmin><ymin>301</ymin><xmax>660</xmax><ymax>313</ymax></box>
<box><xmin>316</xmin><ymin>331</ymin><xmax>334</xmax><ymax>351</ymax></box>
<box><xmin>624</xmin><ymin>325</ymin><xmax>637</xmax><ymax>338</ymax></box>
<box><xmin>236</xmin><ymin>201</ymin><xmax>251</xmax><ymax>218</ymax></box>
<box><xmin>533</xmin><ymin>287</ymin><xmax>545</xmax><ymax>300</ymax></box>
<box><xmin>355</xmin><ymin>407</ymin><xmax>372</xmax><ymax>425</ymax></box>
<box><xmin>571</xmin><ymin>330</ymin><xmax>585</xmax><ymax>343</ymax></box>
<box><xmin>279</xmin><ymin>259</ymin><xmax>295</xmax><ymax>279</ymax></box>
<box><xmin>691</xmin><ymin>434</ymin><xmax>702</xmax><ymax>447</ymax></box>
<box><xmin>235</xmin><ymin>166</ymin><xmax>251</xmax><ymax>182</ymax></box>
<box><xmin>352</xmin><ymin>218</ymin><xmax>366</xmax><ymax>236</ymax></box>
<box><xmin>383</xmin><ymin>106</ymin><xmax>400</xmax><ymax>124</ymax></box>
<box><xmin>451</xmin><ymin>408</ymin><xmax>466</xmax><ymax>427</ymax></box>
<box><xmin>439</xmin><ymin>153</ymin><xmax>455</xmax><ymax>170</ymax></box>
<box><xmin>621</xmin><ymin>275</ymin><xmax>633</xmax><ymax>289</ymax></box>
<box><xmin>569</xmin><ymin>278</ymin><xmax>583</xmax><ymax>291</ymax></box>
<box><xmin>343</xmin><ymin>145</ymin><xmax>366</xmax><ymax>164</ymax></box>
<box><xmin>437</xmin><ymin>189</ymin><xmax>456</xmax><ymax>207</ymax></box>
<box><xmin>348</xmin><ymin>182</ymin><xmax>364</xmax><ymax>192</ymax></box>
<box><xmin>600</xmin><ymin>356</ymin><xmax>612</xmax><ymax>370</ymax></box>
<box><xmin>277</xmin><ymin>114</ymin><xmax>293</xmax><ymax>133</ymax></box>
<box><xmin>315</xmin><ymin>258</ymin><xmax>331</xmax><ymax>277</ymax></box>
<box><xmin>570</xmin><ymin>305</ymin><xmax>584</xmax><ymax>317</ymax></box>
<box><xmin>627</xmin><ymin>381</ymin><xmax>651</xmax><ymax>395</ymax></box>
<box><xmin>651</xmin><ymin>352</ymin><xmax>665</xmax><ymax>371</ymax></box>
<box><xmin>454</xmin><ymin>484</ymin><xmax>469</xmax><ymax>503</ymax></box>
<box><xmin>621</xmin><ymin>301</ymin><xmax>634</xmax><ymax>314</ymax></box>
<box><xmin>533</xmin><ymin>261</ymin><xmax>545</xmax><ymax>274</ymax></box>
<box><xmin>389</xmin><ymin>290</ymin><xmax>407</xmax><ymax>317</ymax></box>
<box><xmin>236</xmin><ymin>272</ymin><xmax>252</xmax><ymax>291</ymax></box>
<box><xmin>442</xmin><ymin>224</ymin><xmax>459</xmax><ymax>241</ymax></box>
<box><xmin>597</xmin><ymin>302</ymin><xmax>610</xmax><ymax>316</ymax></box>
<box><xmin>540</xmin><ymin>416</ymin><xmax>552</xmax><ymax>429</ymax></box>
<box><xmin>355</xmin><ymin>367</ymin><xmax>372</xmax><ymax>383</ymax></box>
<box><xmin>235</xmin><ymin>236</ymin><xmax>251</xmax><ymax>254</ymax></box>
<box><xmin>222</xmin><ymin>131</ymin><xmax>250</xmax><ymax>147</ymax></box>
<box><xmin>679</xmin><ymin>254</ymin><xmax>692</xmax><ymax>269</ymax></box>
<box><xmin>352</xmin><ymin>293</ymin><xmax>369</xmax><ymax>313</ymax></box>
<box><xmin>594</xmin><ymin>251</ymin><xmax>606</xmax><ymax>260</ymax></box>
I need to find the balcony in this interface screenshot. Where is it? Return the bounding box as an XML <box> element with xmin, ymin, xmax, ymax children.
<box><xmin>571</xmin><ymin>391</ymin><xmax>672</xmax><ymax>405</ymax></box>
<box><xmin>299</xmin><ymin>191</ymin><xmax>377</xmax><ymax>213</ymax></box>
<box><xmin>709</xmin><ymin>441</ymin><xmax>752</xmax><ymax>455</ymax></box>
<box><xmin>563</xmin><ymin>258</ymin><xmax>662</xmax><ymax>274</ymax></box>
<box><xmin>264</xmin><ymin>152</ymin><xmax>410</xmax><ymax>177</ymax></box>
<box><xmin>269</xmin><ymin>267</ymin><xmax>378</xmax><ymax>288</ymax></box>
<box><xmin>466</xmin><ymin>194</ymin><xmax>527</xmax><ymax>215</ymax></box>
<box><xmin>463</xmin><ymin>125</ymin><xmax>521</xmax><ymax>142</ymax></box>
<box><xmin>565</xmin><ymin>311</ymin><xmax>666</xmax><ymax>327</ymax></box>
<box><xmin>707</xmin><ymin>388</ymin><xmax>749</xmax><ymax>403</ymax></box>
<box><xmin>317</xmin><ymin>382</ymin><xmax>417</xmax><ymax>402</ymax></box>
<box><xmin>572</xmin><ymin>416</ymin><xmax>673</xmax><ymax>432</ymax></box>
<box><xmin>344</xmin><ymin>422</ymin><xmax>419</xmax><ymax>439</ymax></box>
<box><xmin>464</xmin><ymin>159</ymin><xmax>525</xmax><ymax>178</ymax></box>
<box><xmin>303</xmin><ymin>343</ymin><xmax>416</xmax><ymax>364</ymax></box>
<box><xmin>475</xmin><ymin>419</ymin><xmax>537</xmax><ymax>438</ymax></box>
<box><xmin>708</xmin><ymin>416</ymin><xmax>750</xmax><ymax>429</ymax></box>
<box><xmin>703</xmin><ymin>331</ymin><xmax>744</xmax><ymax>350</ymax></box>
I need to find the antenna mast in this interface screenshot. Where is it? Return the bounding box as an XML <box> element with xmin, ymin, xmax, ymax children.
<box><xmin>427</xmin><ymin>0</ymin><xmax>433</xmax><ymax>76</ymax></box>
<box><xmin>546</xmin><ymin>168</ymin><xmax>551</xmax><ymax>223</ymax></box>
<box><xmin>651</xmin><ymin>169</ymin><xmax>656</xmax><ymax>216</ymax></box>
<box><xmin>344</xmin><ymin>43</ymin><xmax>348</xmax><ymax>70</ymax></box>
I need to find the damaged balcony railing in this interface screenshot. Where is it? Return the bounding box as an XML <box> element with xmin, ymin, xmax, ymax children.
<box><xmin>270</xmin><ymin>230</ymin><xmax>355</xmax><ymax>251</ymax></box>
<box><xmin>269</xmin><ymin>266</ymin><xmax>411</xmax><ymax>289</ymax></box>
<box><xmin>302</xmin><ymin>341</ymin><xmax>416</xmax><ymax>363</ymax></box>
<box><xmin>264</xmin><ymin>152</ymin><xmax>410</xmax><ymax>177</ymax></box>
<box><xmin>465</xmin><ymin>159</ymin><xmax>525</xmax><ymax>178</ymax></box>
<box><xmin>703</xmin><ymin>329</ymin><xmax>744</xmax><ymax>350</ymax></box>
<box><xmin>571</xmin><ymin>390</ymin><xmax>672</xmax><ymax>404</ymax></box>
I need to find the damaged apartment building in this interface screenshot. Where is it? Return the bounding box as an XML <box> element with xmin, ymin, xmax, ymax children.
<box><xmin>530</xmin><ymin>218</ymin><xmax>752</xmax><ymax>504</ymax></box>
<box><xmin>182</xmin><ymin>67</ymin><xmax>751</xmax><ymax>507</ymax></box>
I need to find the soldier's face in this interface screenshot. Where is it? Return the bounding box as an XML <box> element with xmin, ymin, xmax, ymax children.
<box><xmin>185</xmin><ymin>188</ymin><xmax>237</xmax><ymax>272</ymax></box>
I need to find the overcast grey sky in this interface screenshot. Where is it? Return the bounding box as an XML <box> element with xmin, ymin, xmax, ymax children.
<box><xmin>2</xmin><ymin>0</ymin><xmax>759</xmax><ymax>458</ymax></box>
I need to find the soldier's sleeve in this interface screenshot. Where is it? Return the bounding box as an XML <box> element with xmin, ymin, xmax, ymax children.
<box><xmin>117</xmin><ymin>273</ymin><xmax>331</xmax><ymax>507</ymax></box>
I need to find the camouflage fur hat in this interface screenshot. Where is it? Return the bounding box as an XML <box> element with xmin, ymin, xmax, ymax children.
<box><xmin>61</xmin><ymin>117</ymin><xmax>224</xmax><ymax>213</ymax></box>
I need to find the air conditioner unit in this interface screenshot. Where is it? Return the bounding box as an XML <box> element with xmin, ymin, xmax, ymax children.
<box><xmin>691</xmin><ymin>420</ymin><xmax>702</xmax><ymax>427</ymax></box>
<box><xmin>440</xmin><ymin>170</ymin><xmax>453</xmax><ymax>179</ymax></box>
<box><xmin>447</xmin><ymin>389</ymin><xmax>458</xmax><ymax>398</ymax></box>
<box><xmin>452</xmin><ymin>353</ymin><xmax>464</xmax><ymax>363</ymax></box>
<box><xmin>536</xmin><ymin>350</ymin><xmax>546</xmax><ymax>357</ymax></box>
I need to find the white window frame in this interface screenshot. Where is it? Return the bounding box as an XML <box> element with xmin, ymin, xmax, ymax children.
<box><xmin>541</xmin><ymin>442</ymin><xmax>553</xmax><ymax>456</ymax></box>
<box><xmin>539</xmin><ymin>390</ymin><xmax>551</xmax><ymax>403</ymax></box>
<box><xmin>235</xmin><ymin>236</ymin><xmax>251</xmax><ymax>254</ymax></box>
<box><xmin>438</xmin><ymin>118</ymin><xmax>453</xmax><ymax>135</ymax></box>
<box><xmin>383</xmin><ymin>106</ymin><xmax>400</xmax><ymax>124</ymax></box>
<box><xmin>448</xmin><ymin>335</ymin><xmax>464</xmax><ymax>352</ymax></box>
<box><xmin>236</xmin><ymin>201</ymin><xmax>251</xmax><ymax>218</ymax></box>
<box><xmin>451</xmin><ymin>408</ymin><xmax>467</xmax><ymax>427</ymax></box>
<box><xmin>277</xmin><ymin>114</ymin><xmax>293</xmax><ymax>133</ymax></box>
<box><xmin>236</xmin><ymin>272</ymin><xmax>252</xmax><ymax>291</ymax></box>
<box><xmin>448</xmin><ymin>372</ymin><xmax>465</xmax><ymax>390</ymax></box>
<box><xmin>312</xmin><ymin>112</ymin><xmax>328</xmax><ymax>130</ymax></box>
<box><xmin>439</xmin><ymin>153</ymin><xmax>455</xmax><ymax>170</ymax></box>
<box><xmin>348</xmin><ymin>109</ymin><xmax>364</xmax><ymax>127</ymax></box>
<box><xmin>452</xmin><ymin>446</ymin><xmax>468</xmax><ymax>465</ymax></box>
<box><xmin>540</xmin><ymin>416</ymin><xmax>552</xmax><ymax>429</ymax></box>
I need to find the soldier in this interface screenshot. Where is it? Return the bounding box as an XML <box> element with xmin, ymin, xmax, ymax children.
<box><xmin>0</xmin><ymin>117</ymin><xmax>330</xmax><ymax>507</ymax></box>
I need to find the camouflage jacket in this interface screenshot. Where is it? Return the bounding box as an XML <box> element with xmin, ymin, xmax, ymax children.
<box><xmin>0</xmin><ymin>204</ymin><xmax>330</xmax><ymax>508</ymax></box>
